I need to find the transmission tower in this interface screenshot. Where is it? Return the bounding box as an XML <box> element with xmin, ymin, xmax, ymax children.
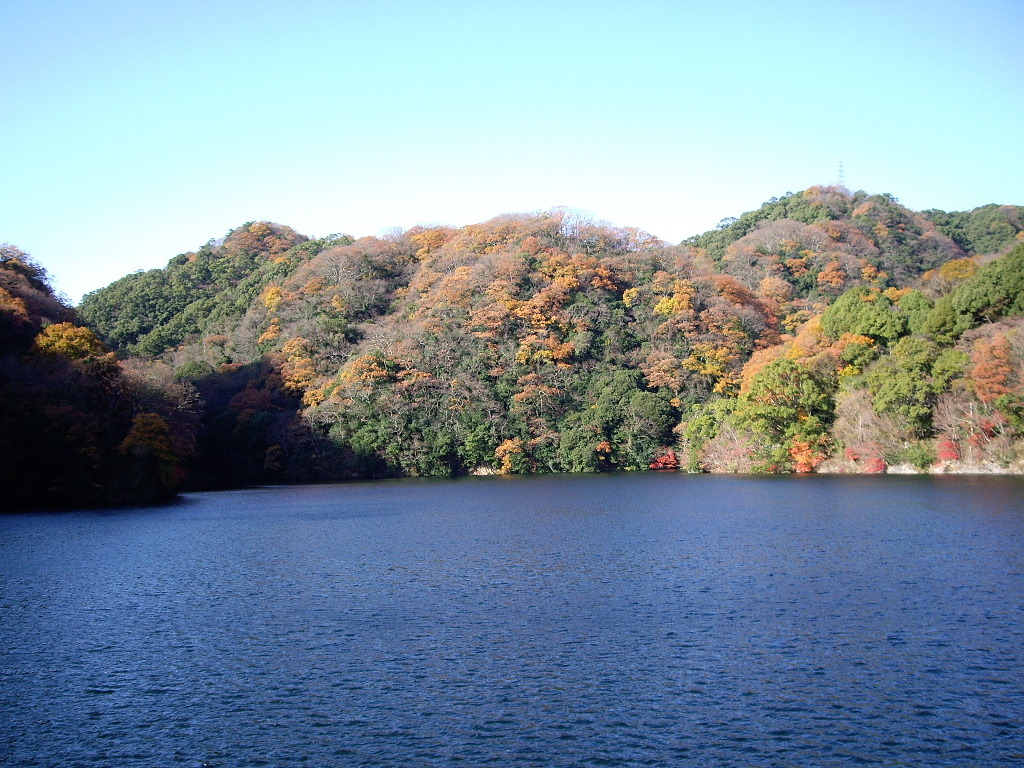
<box><xmin>838</xmin><ymin>160</ymin><xmax>845</xmax><ymax>187</ymax></box>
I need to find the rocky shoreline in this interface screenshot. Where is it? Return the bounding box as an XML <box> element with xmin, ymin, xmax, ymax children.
<box><xmin>816</xmin><ymin>458</ymin><xmax>1024</xmax><ymax>475</ymax></box>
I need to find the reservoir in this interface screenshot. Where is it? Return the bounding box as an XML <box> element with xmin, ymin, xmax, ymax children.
<box><xmin>2</xmin><ymin>473</ymin><xmax>1023</xmax><ymax>766</ymax></box>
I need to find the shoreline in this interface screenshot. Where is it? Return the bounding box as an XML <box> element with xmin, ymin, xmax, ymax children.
<box><xmin>815</xmin><ymin>458</ymin><xmax>1024</xmax><ymax>476</ymax></box>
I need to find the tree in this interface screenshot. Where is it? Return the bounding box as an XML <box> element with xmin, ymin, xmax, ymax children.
<box><xmin>1</xmin><ymin>248</ymin><xmax>195</xmax><ymax>509</ymax></box>
<box><xmin>35</xmin><ymin>323</ymin><xmax>106</xmax><ymax>360</ymax></box>
<box><xmin>733</xmin><ymin>359</ymin><xmax>834</xmax><ymax>470</ymax></box>
<box><xmin>820</xmin><ymin>287</ymin><xmax>906</xmax><ymax>344</ymax></box>
<box><xmin>116</xmin><ymin>413</ymin><xmax>181</xmax><ymax>500</ymax></box>
<box><xmin>865</xmin><ymin>337</ymin><xmax>943</xmax><ymax>437</ymax></box>
<box><xmin>924</xmin><ymin>244</ymin><xmax>1024</xmax><ymax>342</ymax></box>
<box><xmin>971</xmin><ymin>333</ymin><xmax>1014</xmax><ymax>403</ymax></box>
<box><xmin>0</xmin><ymin>243</ymin><xmax>51</xmax><ymax>292</ymax></box>
<box><xmin>896</xmin><ymin>289</ymin><xmax>934</xmax><ymax>336</ymax></box>
<box><xmin>555</xmin><ymin>370</ymin><xmax>674</xmax><ymax>472</ymax></box>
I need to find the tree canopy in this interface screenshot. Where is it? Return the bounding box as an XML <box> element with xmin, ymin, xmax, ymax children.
<box><xmin>6</xmin><ymin>188</ymin><xmax>1024</xmax><ymax>509</ymax></box>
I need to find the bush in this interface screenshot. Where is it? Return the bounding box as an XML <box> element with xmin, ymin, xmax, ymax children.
<box><xmin>892</xmin><ymin>442</ymin><xmax>937</xmax><ymax>470</ymax></box>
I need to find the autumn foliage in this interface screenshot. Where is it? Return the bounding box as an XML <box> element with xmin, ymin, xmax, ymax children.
<box><xmin>5</xmin><ymin>188</ymin><xmax>1019</xmax><ymax>506</ymax></box>
<box><xmin>0</xmin><ymin>247</ymin><xmax>194</xmax><ymax>509</ymax></box>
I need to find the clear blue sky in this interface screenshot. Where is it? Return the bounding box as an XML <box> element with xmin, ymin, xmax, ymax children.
<box><xmin>3</xmin><ymin>0</ymin><xmax>1022</xmax><ymax>304</ymax></box>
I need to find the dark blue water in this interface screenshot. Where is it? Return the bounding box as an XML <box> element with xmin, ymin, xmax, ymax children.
<box><xmin>2</xmin><ymin>473</ymin><xmax>1023</xmax><ymax>767</ymax></box>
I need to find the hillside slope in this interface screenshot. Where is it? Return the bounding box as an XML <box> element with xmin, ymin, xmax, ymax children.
<box><xmin>0</xmin><ymin>246</ymin><xmax>195</xmax><ymax>509</ymax></box>
<box><xmin>72</xmin><ymin>187</ymin><xmax>1024</xmax><ymax>486</ymax></box>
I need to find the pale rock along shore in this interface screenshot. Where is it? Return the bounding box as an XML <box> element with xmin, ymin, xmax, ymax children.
<box><xmin>816</xmin><ymin>459</ymin><xmax>1024</xmax><ymax>475</ymax></box>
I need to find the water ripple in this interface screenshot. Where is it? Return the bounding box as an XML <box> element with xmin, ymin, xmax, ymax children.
<box><xmin>1</xmin><ymin>473</ymin><xmax>1023</xmax><ymax>767</ymax></box>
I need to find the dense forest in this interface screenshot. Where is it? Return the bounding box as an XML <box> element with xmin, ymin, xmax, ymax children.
<box><xmin>4</xmin><ymin>187</ymin><xmax>1023</xmax><ymax>509</ymax></box>
<box><xmin>0</xmin><ymin>245</ymin><xmax>195</xmax><ymax>509</ymax></box>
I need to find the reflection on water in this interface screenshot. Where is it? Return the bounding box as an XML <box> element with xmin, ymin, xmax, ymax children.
<box><xmin>2</xmin><ymin>474</ymin><xmax>1023</xmax><ymax>766</ymax></box>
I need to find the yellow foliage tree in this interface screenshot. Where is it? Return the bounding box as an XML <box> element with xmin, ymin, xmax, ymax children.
<box><xmin>495</xmin><ymin>438</ymin><xmax>527</xmax><ymax>474</ymax></box>
<box><xmin>280</xmin><ymin>337</ymin><xmax>318</xmax><ymax>395</ymax></box>
<box><xmin>117</xmin><ymin>412</ymin><xmax>178</xmax><ymax>489</ymax></box>
<box><xmin>683</xmin><ymin>342</ymin><xmax>740</xmax><ymax>395</ymax></box>
<box><xmin>35</xmin><ymin>323</ymin><xmax>105</xmax><ymax>360</ymax></box>
<box><xmin>258</xmin><ymin>319</ymin><xmax>281</xmax><ymax>344</ymax></box>
<box><xmin>0</xmin><ymin>287</ymin><xmax>29</xmax><ymax>318</ymax></box>
<box><xmin>939</xmin><ymin>258</ymin><xmax>979</xmax><ymax>283</ymax></box>
<box><xmin>262</xmin><ymin>285</ymin><xmax>284</xmax><ymax>311</ymax></box>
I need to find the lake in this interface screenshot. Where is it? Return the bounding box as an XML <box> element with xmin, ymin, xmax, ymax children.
<box><xmin>1</xmin><ymin>473</ymin><xmax>1023</xmax><ymax>767</ymax></box>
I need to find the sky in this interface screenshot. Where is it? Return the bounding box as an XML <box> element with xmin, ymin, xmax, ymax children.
<box><xmin>2</xmin><ymin>0</ymin><xmax>1022</xmax><ymax>304</ymax></box>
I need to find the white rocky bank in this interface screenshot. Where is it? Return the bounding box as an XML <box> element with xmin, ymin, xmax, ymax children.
<box><xmin>818</xmin><ymin>458</ymin><xmax>1024</xmax><ymax>475</ymax></box>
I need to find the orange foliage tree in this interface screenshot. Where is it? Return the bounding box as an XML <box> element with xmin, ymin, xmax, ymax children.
<box><xmin>971</xmin><ymin>333</ymin><xmax>1014</xmax><ymax>403</ymax></box>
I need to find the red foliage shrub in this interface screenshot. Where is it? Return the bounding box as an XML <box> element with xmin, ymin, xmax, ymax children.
<box><xmin>936</xmin><ymin>438</ymin><xmax>961</xmax><ymax>462</ymax></box>
<box><xmin>789</xmin><ymin>438</ymin><xmax>825</xmax><ymax>473</ymax></box>
<box><xmin>649</xmin><ymin>448</ymin><xmax>679</xmax><ymax>470</ymax></box>
<box><xmin>864</xmin><ymin>457</ymin><xmax>887</xmax><ymax>474</ymax></box>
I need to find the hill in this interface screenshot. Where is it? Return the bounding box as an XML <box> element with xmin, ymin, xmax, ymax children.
<box><xmin>13</xmin><ymin>186</ymin><xmax>1024</xmax><ymax>505</ymax></box>
<box><xmin>0</xmin><ymin>246</ymin><xmax>195</xmax><ymax>509</ymax></box>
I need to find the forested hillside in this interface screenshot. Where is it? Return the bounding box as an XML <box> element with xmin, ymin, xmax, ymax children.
<box><xmin>0</xmin><ymin>246</ymin><xmax>195</xmax><ymax>509</ymax></box>
<box><xmin>8</xmin><ymin>186</ymin><xmax>1023</xmax><ymax>507</ymax></box>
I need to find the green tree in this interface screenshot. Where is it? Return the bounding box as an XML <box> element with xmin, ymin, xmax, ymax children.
<box><xmin>733</xmin><ymin>359</ymin><xmax>834</xmax><ymax>470</ymax></box>
<box><xmin>555</xmin><ymin>370</ymin><xmax>674</xmax><ymax>471</ymax></box>
<box><xmin>896</xmin><ymin>289</ymin><xmax>934</xmax><ymax>336</ymax></box>
<box><xmin>924</xmin><ymin>204</ymin><xmax>1024</xmax><ymax>255</ymax></box>
<box><xmin>923</xmin><ymin>244</ymin><xmax>1024</xmax><ymax>342</ymax></box>
<box><xmin>866</xmin><ymin>337</ymin><xmax>942</xmax><ymax>436</ymax></box>
<box><xmin>679</xmin><ymin>398</ymin><xmax>738</xmax><ymax>472</ymax></box>
<box><xmin>820</xmin><ymin>287</ymin><xmax>907</xmax><ymax>344</ymax></box>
